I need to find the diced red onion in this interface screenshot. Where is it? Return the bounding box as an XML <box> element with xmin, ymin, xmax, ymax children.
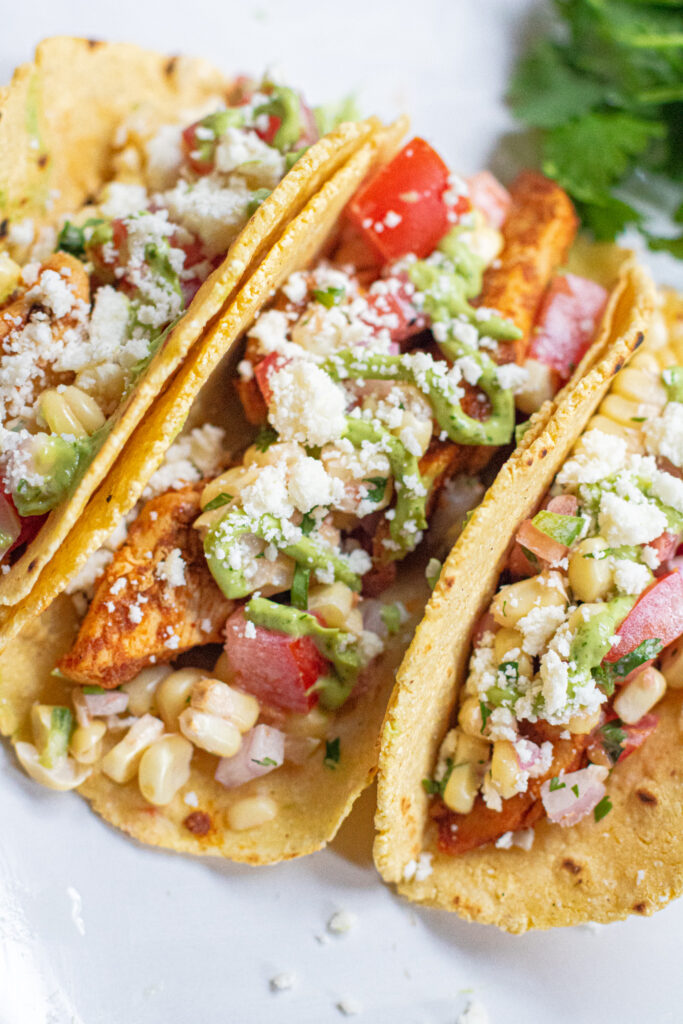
<box><xmin>215</xmin><ymin>724</ymin><xmax>285</xmax><ymax>789</ymax></box>
<box><xmin>83</xmin><ymin>691</ymin><xmax>129</xmax><ymax>717</ymax></box>
<box><xmin>540</xmin><ymin>765</ymin><xmax>608</xmax><ymax>826</ymax></box>
<box><xmin>514</xmin><ymin>739</ymin><xmax>543</xmax><ymax>773</ymax></box>
<box><xmin>361</xmin><ymin>599</ymin><xmax>388</xmax><ymax>639</ymax></box>
<box><xmin>546</xmin><ymin>495</ymin><xmax>579</xmax><ymax>516</ymax></box>
<box><xmin>0</xmin><ymin>493</ymin><xmax>20</xmax><ymax>559</ymax></box>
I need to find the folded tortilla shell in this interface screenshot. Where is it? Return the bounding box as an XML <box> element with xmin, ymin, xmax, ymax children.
<box><xmin>0</xmin><ymin>37</ymin><xmax>378</xmax><ymax>607</ymax></box>
<box><xmin>373</xmin><ymin>259</ymin><xmax>671</xmax><ymax>931</ymax></box>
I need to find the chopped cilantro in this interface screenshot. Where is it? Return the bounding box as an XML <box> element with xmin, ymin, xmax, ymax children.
<box><xmin>363</xmin><ymin>476</ymin><xmax>387</xmax><ymax>503</ymax></box>
<box><xmin>422</xmin><ymin>758</ymin><xmax>456</xmax><ymax>797</ymax></box>
<box><xmin>82</xmin><ymin>685</ymin><xmax>107</xmax><ymax>695</ymax></box>
<box><xmin>593</xmin><ymin>638</ymin><xmax>663</xmax><ymax>696</ymax></box>
<box><xmin>479</xmin><ymin>701</ymin><xmax>492</xmax><ymax>733</ymax></box>
<box><xmin>380</xmin><ymin>603</ymin><xmax>403</xmax><ymax>636</ymax></box>
<box><xmin>300</xmin><ymin>509</ymin><xmax>317</xmax><ymax>536</ymax></box>
<box><xmin>508</xmin><ymin>1</ymin><xmax>683</xmax><ymax>259</ymax></box>
<box><xmin>571</xmin><ymin>783</ymin><xmax>580</xmax><ymax>798</ymax></box>
<box><xmin>56</xmin><ymin>221</ymin><xmax>86</xmax><ymax>258</ymax></box>
<box><xmin>313</xmin><ymin>286</ymin><xmax>345</xmax><ymax>308</ymax></box>
<box><xmin>662</xmin><ymin>366</ymin><xmax>683</xmax><ymax>404</ymax></box>
<box><xmin>291</xmin><ymin>563</ymin><xmax>310</xmax><ymax>610</ymax></box>
<box><xmin>630</xmin><ymin>416</ymin><xmax>646</xmax><ymax>423</ymax></box>
<box><xmin>324</xmin><ymin>737</ymin><xmax>341</xmax><ymax>769</ymax></box>
<box><xmin>594</xmin><ymin>795</ymin><xmax>613</xmax><ymax>823</ymax></box>
<box><xmin>600</xmin><ymin>719</ymin><xmax>627</xmax><ymax>765</ymax></box>
<box><xmin>252</xmin><ymin>756</ymin><xmax>278</xmax><ymax>767</ymax></box>
<box><xmin>254</xmin><ymin>425</ymin><xmax>278</xmax><ymax>452</ymax></box>
<box><xmin>203</xmin><ymin>492</ymin><xmax>233</xmax><ymax>512</ymax></box>
<box><xmin>549</xmin><ymin>776</ymin><xmax>565</xmax><ymax>792</ymax></box>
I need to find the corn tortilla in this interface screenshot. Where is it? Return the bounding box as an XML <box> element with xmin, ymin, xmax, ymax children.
<box><xmin>373</xmin><ymin>260</ymin><xmax>670</xmax><ymax>930</ymax></box>
<box><xmin>0</xmin><ymin>37</ymin><xmax>379</xmax><ymax>607</ymax></box>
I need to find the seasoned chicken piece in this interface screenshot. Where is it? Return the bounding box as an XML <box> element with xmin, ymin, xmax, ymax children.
<box><xmin>478</xmin><ymin>171</ymin><xmax>579</xmax><ymax>364</ymax></box>
<box><xmin>435</xmin><ymin>734</ymin><xmax>588</xmax><ymax>856</ymax></box>
<box><xmin>59</xmin><ymin>485</ymin><xmax>233</xmax><ymax>688</ymax></box>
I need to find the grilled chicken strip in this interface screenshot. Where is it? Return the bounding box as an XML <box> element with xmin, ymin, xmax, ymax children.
<box><xmin>477</xmin><ymin>170</ymin><xmax>579</xmax><ymax>364</ymax></box>
<box><xmin>434</xmin><ymin>734</ymin><xmax>589</xmax><ymax>856</ymax></box>
<box><xmin>59</xmin><ymin>485</ymin><xmax>233</xmax><ymax>688</ymax></box>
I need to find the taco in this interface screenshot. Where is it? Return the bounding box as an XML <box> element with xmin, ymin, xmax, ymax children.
<box><xmin>0</xmin><ymin>36</ymin><xmax>378</xmax><ymax>609</ymax></box>
<box><xmin>0</xmin><ymin>132</ymin><xmax>640</xmax><ymax>863</ymax></box>
<box><xmin>374</xmin><ymin>286</ymin><xmax>683</xmax><ymax>934</ymax></box>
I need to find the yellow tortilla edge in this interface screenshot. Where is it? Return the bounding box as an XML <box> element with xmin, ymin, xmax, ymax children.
<box><xmin>373</xmin><ymin>259</ymin><xmax>672</xmax><ymax>931</ymax></box>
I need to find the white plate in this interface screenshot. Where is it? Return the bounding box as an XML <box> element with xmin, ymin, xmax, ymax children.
<box><xmin>1</xmin><ymin>2</ymin><xmax>680</xmax><ymax>1022</ymax></box>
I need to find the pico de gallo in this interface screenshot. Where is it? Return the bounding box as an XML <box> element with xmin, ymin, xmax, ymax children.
<box><xmin>426</xmin><ymin>294</ymin><xmax>683</xmax><ymax>854</ymax></box>
<box><xmin>16</xmin><ymin>138</ymin><xmax>613</xmax><ymax>835</ymax></box>
<box><xmin>0</xmin><ymin>75</ymin><xmax>337</xmax><ymax>571</ymax></box>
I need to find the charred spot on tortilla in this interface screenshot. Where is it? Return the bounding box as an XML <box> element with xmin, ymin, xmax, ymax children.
<box><xmin>636</xmin><ymin>789</ymin><xmax>657</xmax><ymax>805</ymax></box>
<box><xmin>184</xmin><ymin>811</ymin><xmax>212</xmax><ymax>836</ymax></box>
<box><xmin>0</xmin><ymin>219</ymin><xmax>8</xmax><ymax>239</ymax></box>
<box><xmin>562</xmin><ymin>858</ymin><xmax>582</xmax><ymax>875</ymax></box>
<box><xmin>165</xmin><ymin>56</ymin><xmax>178</xmax><ymax>77</ymax></box>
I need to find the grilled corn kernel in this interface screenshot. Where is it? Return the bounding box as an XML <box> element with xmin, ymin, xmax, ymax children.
<box><xmin>156</xmin><ymin>668</ymin><xmax>206</xmax><ymax>732</ymax></box>
<box><xmin>443</xmin><ymin>762</ymin><xmax>478</xmax><ymax>814</ymax></box>
<box><xmin>567</xmin><ymin>708</ymin><xmax>602</xmax><ymax>734</ymax></box>
<box><xmin>122</xmin><ymin>665</ymin><xmax>171</xmax><ymax>717</ymax></box>
<box><xmin>138</xmin><ymin>734</ymin><xmax>193</xmax><ymax>805</ymax></box>
<box><xmin>40</xmin><ymin>389</ymin><xmax>88</xmax><ymax>437</ymax></box>
<box><xmin>31</xmin><ymin>704</ymin><xmax>56</xmax><ymax>751</ymax></box>
<box><xmin>61</xmin><ymin>386</ymin><xmax>106</xmax><ymax>433</ymax></box>
<box><xmin>228</xmin><ymin>794</ymin><xmax>278</xmax><ymax>831</ymax></box>
<box><xmin>660</xmin><ymin>639</ymin><xmax>683</xmax><ymax>690</ymax></box>
<box><xmin>465</xmin><ymin>210</ymin><xmax>504</xmax><ymax>264</ymax></box>
<box><xmin>515</xmin><ymin>358</ymin><xmax>555</xmax><ymax>416</ymax></box>
<box><xmin>69</xmin><ymin>720</ymin><xmax>106</xmax><ymax>764</ymax></box>
<box><xmin>15</xmin><ymin>741</ymin><xmax>91</xmax><ymax>791</ymax></box>
<box><xmin>493</xmin><ymin>627</ymin><xmax>533</xmax><ymax>678</ymax></box>
<box><xmin>655</xmin><ymin>345</ymin><xmax>678</xmax><ymax>370</ymax></box>
<box><xmin>629</xmin><ymin>350</ymin><xmax>664</xmax><ymax>376</ymax></box>
<box><xmin>200</xmin><ymin>465</ymin><xmax>259</xmax><ymax>511</ymax></box>
<box><xmin>611</xmin><ymin>366</ymin><xmax>667</xmax><ymax>408</ymax></box>
<box><xmin>583</xmin><ymin>414</ymin><xmax>643</xmax><ymax>453</ymax></box>
<box><xmin>178</xmin><ymin>708</ymin><xmax>242</xmax><ymax>758</ymax></box>
<box><xmin>491</xmin><ymin>572</ymin><xmax>566</xmax><ymax>627</ymax></box>
<box><xmin>613</xmin><ymin>667</ymin><xmax>667</xmax><ymax>725</ymax></box>
<box><xmin>491</xmin><ymin>740</ymin><xmax>522</xmax><ymax>798</ymax></box>
<box><xmin>101</xmin><ymin>714</ymin><xmax>164</xmax><ymax>784</ymax></box>
<box><xmin>568</xmin><ymin>537</ymin><xmax>613</xmax><ymax>603</ymax></box>
<box><xmin>190</xmin><ymin>678</ymin><xmax>259</xmax><ymax>733</ymax></box>
<box><xmin>458</xmin><ymin>696</ymin><xmax>485</xmax><ymax>737</ymax></box>
<box><xmin>75</xmin><ymin>361</ymin><xmax>126</xmax><ymax>414</ymax></box>
<box><xmin>307</xmin><ymin>582</ymin><xmax>355</xmax><ymax>629</ymax></box>
<box><xmin>455</xmin><ymin>731</ymin><xmax>491</xmax><ymax>767</ymax></box>
<box><xmin>600</xmin><ymin>394</ymin><xmax>661</xmax><ymax>429</ymax></box>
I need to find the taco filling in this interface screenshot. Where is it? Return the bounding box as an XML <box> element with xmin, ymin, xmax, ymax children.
<box><xmin>13</xmin><ymin>139</ymin><xmax>610</xmax><ymax>836</ymax></box>
<box><xmin>0</xmin><ymin>75</ymin><xmax>339</xmax><ymax>570</ymax></box>
<box><xmin>425</xmin><ymin>292</ymin><xmax>683</xmax><ymax>854</ymax></box>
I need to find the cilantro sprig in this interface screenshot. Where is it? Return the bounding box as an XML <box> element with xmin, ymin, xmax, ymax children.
<box><xmin>508</xmin><ymin>0</ymin><xmax>683</xmax><ymax>258</ymax></box>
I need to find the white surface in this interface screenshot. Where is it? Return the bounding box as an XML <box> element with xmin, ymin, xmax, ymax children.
<box><xmin>1</xmin><ymin>3</ymin><xmax>681</xmax><ymax>1023</ymax></box>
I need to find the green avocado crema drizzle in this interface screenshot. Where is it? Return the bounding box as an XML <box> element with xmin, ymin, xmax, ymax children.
<box><xmin>14</xmin><ymin>424</ymin><xmax>112</xmax><ymax>517</ymax></box>
<box><xmin>343</xmin><ymin>417</ymin><xmax>427</xmax><ymax>557</ymax></box>
<box><xmin>244</xmin><ymin>597</ymin><xmax>363</xmax><ymax>709</ymax></box>
<box><xmin>569</xmin><ymin>595</ymin><xmax>636</xmax><ymax>683</ymax></box>
<box><xmin>204</xmin><ymin>511</ymin><xmax>362</xmax><ymax>600</ymax></box>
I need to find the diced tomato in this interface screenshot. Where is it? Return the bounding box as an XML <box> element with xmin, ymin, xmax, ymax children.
<box><xmin>515</xmin><ymin>519</ymin><xmax>567</xmax><ymax>565</ymax></box>
<box><xmin>508</xmin><ymin>542</ymin><xmax>538</xmax><ymax>578</ymax></box>
<box><xmin>347</xmin><ymin>138</ymin><xmax>466</xmax><ymax>263</ymax></box>
<box><xmin>182</xmin><ymin>120</ymin><xmax>215</xmax><ymax>175</ymax></box>
<box><xmin>254</xmin><ymin>113</ymin><xmax>281</xmax><ymax>146</ymax></box>
<box><xmin>529</xmin><ymin>274</ymin><xmax>608</xmax><ymax>382</ymax></box>
<box><xmin>651</xmin><ymin>530</ymin><xmax>680</xmax><ymax>567</ymax></box>
<box><xmin>0</xmin><ymin>489</ymin><xmax>47</xmax><ymax>559</ymax></box>
<box><xmin>254</xmin><ymin>352</ymin><xmax>286</xmax><ymax>406</ymax></box>
<box><xmin>618</xmin><ymin>713</ymin><xmax>659</xmax><ymax>761</ymax></box>
<box><xmin>466</xmin><ymin>170</ymin><xmax>511</xmax><ymax>229</ymax></box>
<box><xmin>223</xmin><ymin>607</ymin><xmax>328</xmax><ymax>713</ymax></box>
<box><xmin>361</xmin><ymin>276</ymin><xmax>428</xmax><ymax>345</ymax></box>
<box><xmin>604</xmin><ymin>571</ymin><xmax>683</xmax><ymax>663</ymax></box>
